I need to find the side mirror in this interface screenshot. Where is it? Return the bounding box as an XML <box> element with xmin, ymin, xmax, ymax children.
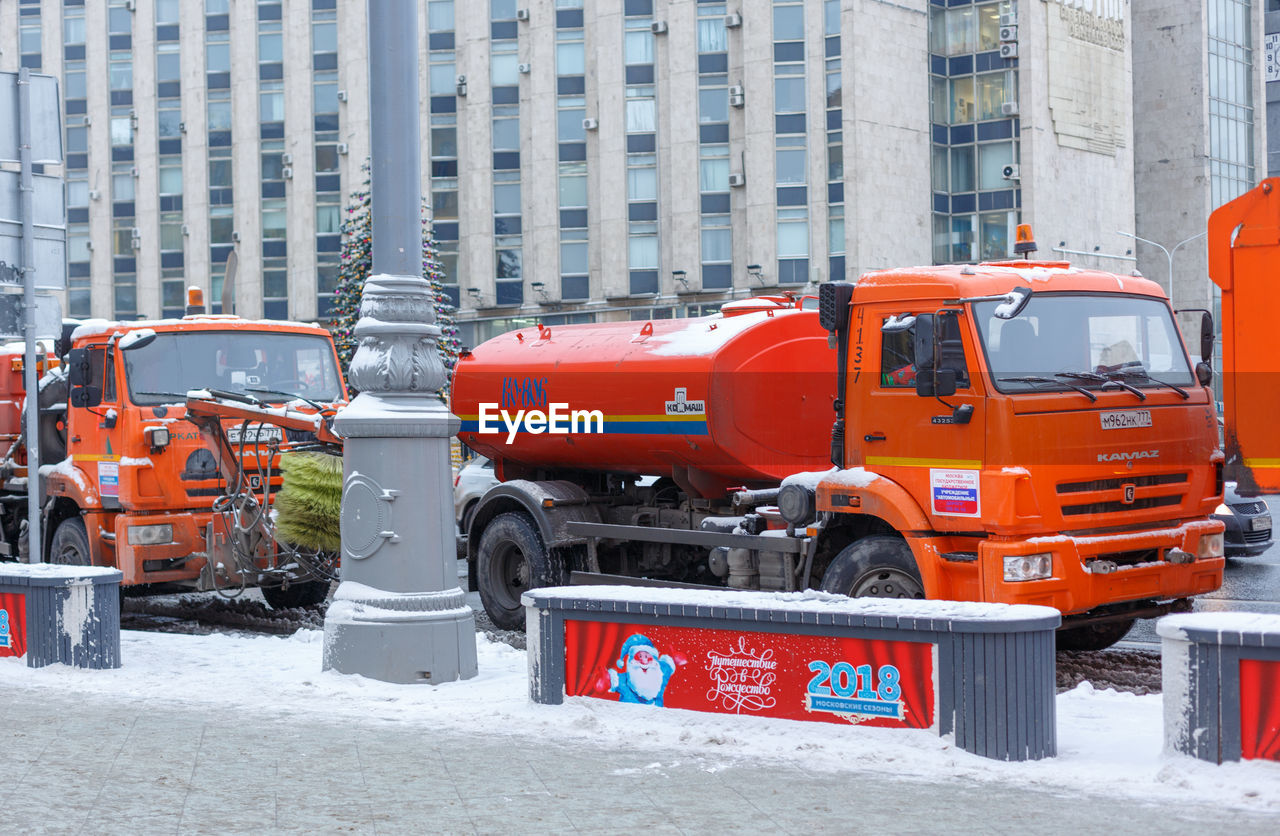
<box><xmin>1196</xmin><ymin>361</ymin><xmax>1213</xmax><ymax>387</ymax></box>
<box><xmin>66</xmin><ymin>348</ymin><xmax>102</xmax><ymax>408</ymax></box>
<box><xmin>1199</xmin><ymin>311</ymin><xmax>1214</xmax><ymax>365</ymax></box>
<box><xmin>914</xmin><ymin>312</ymin><xmax>960</xmax><ymax>398</ymax></box>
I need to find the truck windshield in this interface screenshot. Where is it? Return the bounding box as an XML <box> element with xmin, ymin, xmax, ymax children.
<box><xmin>122</xmin><ymin>331</ymin><xmax>344</xmax><ymax>405</ymax></box>
<box><xmin>974</xmin><ymin>293</ymin><xmax>1195</xmax><ymax>393</ymax></box>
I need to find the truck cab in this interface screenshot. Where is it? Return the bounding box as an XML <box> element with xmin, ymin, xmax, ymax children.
<box><xmin>34</xmin><ymin>315</ymin><xmax>346</xmax><ymax>604</ymax></box>
<box><xmin>813</xmin><ymin>260</ymin><xmax>1224</xmax><ymax>646</ymax></box>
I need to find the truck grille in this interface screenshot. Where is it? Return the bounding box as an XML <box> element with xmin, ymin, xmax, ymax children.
<box><xmin>1060</xmin><ymin>494</ymin><xmax>1183</xmax><ymax>517</ymax></box>
<box><xmin>1056</xmin><ymin>472</ymin><xmax>1187</xmax><ymax>494</ymax></box>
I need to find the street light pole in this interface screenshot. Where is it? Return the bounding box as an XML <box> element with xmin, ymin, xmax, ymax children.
<box><xmin>1117</xmin><ymin>230</ymin><xmax>1207</xmax><ymax>307</ymax></box>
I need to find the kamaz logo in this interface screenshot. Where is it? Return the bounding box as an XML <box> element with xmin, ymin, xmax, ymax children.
<box><xmin>1097</xmin><ymin>450</ymin><xmax>1159</xmax><ymax>463</ymax></box>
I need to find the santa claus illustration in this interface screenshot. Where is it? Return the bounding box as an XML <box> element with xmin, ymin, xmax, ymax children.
<box><xmin>608</xmin><ymin>633</ymin><xmax>678</xmax><ymax>706</ymax></box>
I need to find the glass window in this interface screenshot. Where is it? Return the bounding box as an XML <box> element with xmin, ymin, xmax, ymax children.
<box><xmin>494</xmin><ymin>183</ymin><xmax>521</xmax><ymax>215</ymax></box>
<box><xmin>827</xmin><ymin>134</ymin><xmax>843</xmax><ymax>181</ymax></box>
<box><xmin>950</xmin><ymin>77</ymin><xmax>975</xmax><ymax>124</ymax></box>
<box><xmin>207</xmin><ymin>43</ymin><xmax>230</xmax><ymax>73</ymax></box>
<box><xmin>491</xmin><ymin>52</ymin><xmax>519</xmax><ymax>86</ymax></box>
<box><xmin>825</xmin><ymin>0</ymin><xmax>841</xmax><ymax>36</ymax></box>
<box><xmin>975</xmin><ymin>71</ymin><xmax>1011</xmax><ymax>121</ymax></box>
<box><xmin>496</xmin><ymin>247</ymin><xmax>522</xmax><ymax>279</ymax></box>
<box><xmin>775</xmin><ymin>76</ymin><xmax>806</xmax><ymax>113</ymax></box>
<box><xmin>979</xmin><ymin>212</ymin><xmax>1011</xmax><ymax>260</ymax></box>
<box><xmin>946</xmin><ymin>7</ymin><xmax>977</xmax><ymax>56</ymax></box>
<box><xmin>109</xmin><ymin>8</ymin><xmax>132</xmax><ymax>34</ymax></box>
<box><xmin>950</xmin><ymin>146</ymin><xmax>975</xmax><ymax>193</ymax></box>
<box><xmin>431</xmin><ymin>127</ymin><xmax>457</xmax><ymax>158</ymax></box>
<box><xmin>67</xmin><ymin>180</ymin><xmax>89</xmax><ymax>206</ymax></box>
<box><xmin>978</xmin><ymin>3</ymin><xmax>1003</xmax><ymax>52</ymax></box>
<box><xmin>259</xmin><ymin>33</ymin><xmax>283</xmax><ymax>63</ymax></box>
<box><xmin>558</xmin><ymin>108</ymin><xmax>585</xmax><ymax>142</ymax></box>
<box><xmin>65</xmin><ymin>72</ymin><xmax>86</xmax><ymax>100</ymax></box>
<box><xmin>157</xmin><ymin>48</ymin><xmax>181</xmax><ymax>83</ymax></box>
<box><xmin>66</xmin><ymin>127</ymin><xmax>88</xmax><ymax>154</ymax></box>
<box><xmin>559</xmin><ymin>168</ymin><xmax>587</xmax><ymax>207</ymax></box>
<box><xmin>156</xmin><ymin>0</ymin><xmax>181</xmax><ymax>25</ymax></box>
<box><xmin>313</xmin><ymin>22</ymin><xmax>337</xmax><ymax>53</ymax></box>
<box><xmin>557</xmin><ymin>43</ymin><xmax>584</xmax><ymax>75</ymax></box>
<box><xmin>698</xmin><ymin>18</ymin><xmax>727</xmax><ymax>52</ymax></box>
<box><xmin>159</xmin><ymin>166</ymin><xmax>183</xmax><ymax>194</ymax></box>
<box><xmin>626</xmin><ymin>31</ymin><xmax>653</xmax><ymax>65</ymax></box>
<box><xmin>701</xmin><ymin>227</ymin><xmax>731</xmax><ymax>262</ymax></box>
<box><xmin>208</xmin><ymin>101</ymin><xmax>232</xmax><ymax>130</ymax></box>
<box><xmin>64</xmin><ymin>17</ymin><xmax>86</xmax><ymax>45</ymax></box>
<box><xmin>700</xmin><ymin>157</ymin><xmax>728</xmax><ymax>192</ymax></box>
<box><xmin>209</xmin><ymin>159</ymin><xmax>232</xmax><ymax>188</ymax></box>
<box><xmin>317</xmin><ymin>204</ymin><xmax>341</xmax><ymax>234</ymax></box>
<box><xmin>492</xmin><ymin>118</ymin><xmax>520</xmax><ymax>150</ymax></box>
<box><xmin>429</xmin><ymin>1</ymin><xmax>455</xmax><ymax>30</ymax></box>
<box><xmin>561</xmin><ymin>241</ymin><xmax>587</xmax><ymax>274</ymax></box>
<box><xmin>830</xmin><ymin>206</ymin><xmax>845</xmax><ymax>255</ymax></box>
<box><xmin>161</xmin><ymin>221</ymin><xmax>184</xmax><ymax>251</ymax></box>
<box><xmin>316</xmin><ymin>144</ymin><xmax>340</xmax><ymax>172</ymax></box>
<box><xmin>262</xmin><ymin>152</ymin><xmax>283</xmax><ymax>181</ymax></box>
<box><xmin>629</xmin><ymin>235</ymin><xmax>658</xmax><ymax>270</ymax></box>
<box><xmin>777</xmin><ymin>215</ymin><xmax>809</xmax><ymax>258</ymax></box>
<box><xmin>314</xmin><ymin>82</ymin><xmax>338</xmax><ymax>113</ymax></box>
<box><xmin>262</xmin><ymin>203</ymin><xmax>287</xmax><ymax>239</ymax></box>
<box><xmin>111</xmin><ymin>117</ymin><xmax>133</xmax><ymax>146</ymax></box>
<box><xmin>699</xmin><ymin>88</ymin><xmax>728</xmax><ymax>124</ymax></box>
<box><xmin>826</xmin><ymin>67</ymin><xmax>842</xmax><ymax>110</ymax></box>
<box><xmin>260</xmin><ymin>91</ymin><xmax>285</xmax><ymax>123</ymax></box>
<box><xmin>776</xmin><ymin>147</ymin><xmax>807</xmax><ymax>185</ymax></box>
<box><xmin>978</xmin><ymin>142</ymin><xmax>1014</xmax><ymax>190</ymax></box>
<box><xmin>110</xmin><ymin>60</ymin><xmax>133</xmax><ymax>92</ymax></box>
<box><xmin>430</xmin><ymin>64</ymin><xmax>457</xmax><ymax>96</ymax></box>
<box><xmin>626</xmin><ymin>99</ymin><xmax>656</xmax><ymax>133</ymax></box>
<box><xmin>628</xmin><ymin>167</ymin><xmax>656</xmax><ymax>201</ymax></box>
<box><xmin>950</xmin><ymin>215</ymin><xmax>976</xmax><ymax>262</ymax></box>
<box><xmin>773</xmin><ymin>5</ymin><xmax>804</xmax><ymax>41</ymax></box>
<box><xmin>931</xmin><ymin>145</ymin><xmax>949</xmax><ymax>192</ymax></box>
<box><xmin>112</xmin><ymin>172</ymin><xmax>135</xmax><ymax>202</ymax></box>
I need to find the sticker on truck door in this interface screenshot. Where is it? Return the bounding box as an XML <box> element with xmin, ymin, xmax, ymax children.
<box><xmin>930</xmin><ymin>469</ymin><xmax>980</xmax><ymax>517</ymax></box>
<box><xmin>98</xmin><ymin>461</ymin><xmax>119</xmax><ymax>498</ymax></box>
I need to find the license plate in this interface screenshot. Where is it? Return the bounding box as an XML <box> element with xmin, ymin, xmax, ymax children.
<box><xmin>226</xmin><ymin>425</ymin><xmax>283</xmax><ymax>445</ymax></box>
<box><xmin>1100</xmin><ymin>410</ymin><xmax>1152</xmax><ymax>430</ymax></box>
<box><xmin>1251</xmin><ymin>514</ymin><xmax>1271</xmax><ymax>532</ymax></box>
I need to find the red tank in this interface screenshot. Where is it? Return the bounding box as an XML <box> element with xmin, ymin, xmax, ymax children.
<box><xmin>451</xmin><ymin>296</ymin><xmax>836</xmax><ymax>499</ymax></box>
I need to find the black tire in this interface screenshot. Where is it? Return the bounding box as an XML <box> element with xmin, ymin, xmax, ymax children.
<box><xmin>50</xmin><ymin>516</ymin><xmax>91</xmax><ymax>566</ymax></box>
<box><xmin>1055</xmin><ymin>618</ymin><xmax>1135</xmax><ymax>652</ymax></box>
<box><xmin>261</xmin><ymin>579</ymin><xmax>330</xmax><ymax>610</ymax></box>
<box><xmin>477</xmin><ymin>511</ymin><xmax>560</xmax><ymax>631</ymax></box>
<box><xmin>820</xmin><ymin>535</ymin><xmax>925</xmax><ymax>599</ymax></box>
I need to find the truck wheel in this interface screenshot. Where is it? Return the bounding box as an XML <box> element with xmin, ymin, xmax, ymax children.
<box><xmin>477</xmin><ymin>512</ymin><xmax>559</xmax><ymax>631</ymax></box>
<box><xmin>261</xmin><ymin>579</ymin><xmax>330</xmax><ymax>610</ymax></box>
<box><xmin>1055</xmin><ymin>618</ymin><xmax>1134</xmax><ymax>652</ymax></box>
<box><xmin>50</xmin><ymin>517</ymin><xmax>91</xmax><ymax>566</ymax></box>
<box><xmin>820</xmin><ymin>535</ymin><xmax>924</xmax><ymax>599</ymax></box>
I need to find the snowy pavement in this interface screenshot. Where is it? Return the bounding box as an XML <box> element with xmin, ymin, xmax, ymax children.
<box><xmin>3</xmin><ymin>627</ymin><xmax>1279</xmax><ymax>833</ymax></box>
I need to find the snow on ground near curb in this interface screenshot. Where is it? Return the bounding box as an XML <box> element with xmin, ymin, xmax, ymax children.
<box><xmin>3</xmin><ymin>629</ymin><xmax>1278</xmax><ymax>813</ymax></box>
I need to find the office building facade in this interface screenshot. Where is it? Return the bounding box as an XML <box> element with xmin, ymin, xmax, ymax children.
<box><xmin>0</xmin><ymin>0</ymin><xmax>1258</xmax><ymax>349</ymax></box>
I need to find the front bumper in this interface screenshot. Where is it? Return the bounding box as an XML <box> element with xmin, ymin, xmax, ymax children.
<box><xmin>973</xmin><ymin>518</ymin><xmax>1225</xmax><ymax>616</ymax></box>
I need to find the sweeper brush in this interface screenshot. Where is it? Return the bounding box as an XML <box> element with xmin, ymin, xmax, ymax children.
<box><xmin>273</xmin><ymin>451</ymin><xmax>343</xmax><ymax>553</ymax></box>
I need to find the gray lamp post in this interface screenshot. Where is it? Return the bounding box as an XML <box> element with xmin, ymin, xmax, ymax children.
<box><xmin>321</xmin><ymin>0</ymin><xmax>477</xmax><ymax>684</ymax></box>
<box><xmin>1118</xmin><ymin>230</ymin><xmax>1208</xmax><ymax>308</ymax></box>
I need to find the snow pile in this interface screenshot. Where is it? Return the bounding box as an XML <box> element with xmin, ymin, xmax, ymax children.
<box><xmin>2</xmin><ymin>628</ymin><xmax>1277</xmax><ymax>813</ymax></box>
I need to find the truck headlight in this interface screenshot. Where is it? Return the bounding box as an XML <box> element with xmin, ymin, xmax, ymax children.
<box><xmin>1197</xmin><ymin>532</ymin><xmax>1224</xmax><ymax>559</ymax></box>
<box><xmin>1003</xmin><ymin>553</ymin><xmax>1052</xmax><ymax>582</ymax></box>
<box><xmin>128</xmin><ymin>524</ymin><xmax>174</xmax><ymax>545</ymax></box>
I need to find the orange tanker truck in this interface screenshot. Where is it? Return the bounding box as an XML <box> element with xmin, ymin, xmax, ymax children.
<box><xmin>452</xmin><ymin>243</ymin><xmax>1225</xmax><ymax>649</ymax></box>
<box><xmin>0</xmin><ymin>296</ymin><xmax>347</xmax><ymax>609</ymax></box>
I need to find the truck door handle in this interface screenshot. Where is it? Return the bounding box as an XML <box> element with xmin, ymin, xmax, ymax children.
<box><xmin>864</xmin><ymin>433</ymin><xmax>886</xmax><ymax>442</ymax></box>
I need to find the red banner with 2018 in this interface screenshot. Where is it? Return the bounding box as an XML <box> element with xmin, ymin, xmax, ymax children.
<box><xmin>564</xmin><ymin>619</ymin><xmax>935</xmax><ymax>729</ymax></box>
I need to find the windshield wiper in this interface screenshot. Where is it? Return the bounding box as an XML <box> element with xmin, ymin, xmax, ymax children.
<box><xmin>247</xmin><ymin>387</ymin><xmax>326</xmax><ymax>412</ymax></box>
<box><xmin>998</xmin><ymin>376</ymin><xmax>1097</xmax><ymax>402</ymax></box>
<box><xmin>137</xmin><ymin>390</ymin><xmax>189</xmax><ymax>402</ymax></box>
<box><xmin>1108</xmin><ymin>367</ymin><xmax>1190</xmax><ymax>400</ymax></box>
<box><xmin>204</xmin><ymin>388</ymin><xmax>265</xmax><ymax>406</ymax></box>
<box><xmin>1054</xmin><ymin>370</ymin><xmax>1146</xmax><ymax>401</ymax></box>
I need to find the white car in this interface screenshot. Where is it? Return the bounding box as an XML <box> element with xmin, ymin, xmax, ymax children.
<box><xmin>454</xmin><ymin>456</ymin><xmax>499</xmax><ymax>532</ymax></box>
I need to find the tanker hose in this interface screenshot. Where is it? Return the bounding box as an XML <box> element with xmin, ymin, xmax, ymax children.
<box><xmin>732</xmin><ymin>488</ymin><xmax>781</xmax><ymax>510</ymax></box>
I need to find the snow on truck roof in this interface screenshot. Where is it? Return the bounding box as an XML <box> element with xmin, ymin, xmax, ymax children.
<box><xmin>69</xmin><ymin>316</ymin><xmax>330</xmax><ymax>342</ymax></box>
<box><xmin>854</xmin><ymin>261</ymin><xmax>1166</xmax><ymax>301</ymax></box>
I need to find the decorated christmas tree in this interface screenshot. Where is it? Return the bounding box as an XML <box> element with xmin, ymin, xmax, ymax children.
<box><xmin>331</xmin><ymin>162</ymin><xmax>460</xmax><ymax>397</ymax></box>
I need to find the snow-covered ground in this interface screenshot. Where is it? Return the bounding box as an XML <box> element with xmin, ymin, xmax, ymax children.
<box><xmin>3</xmin><ymin>627</ymin><xmax>1278</xmax><ymax>817</ymax></box>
